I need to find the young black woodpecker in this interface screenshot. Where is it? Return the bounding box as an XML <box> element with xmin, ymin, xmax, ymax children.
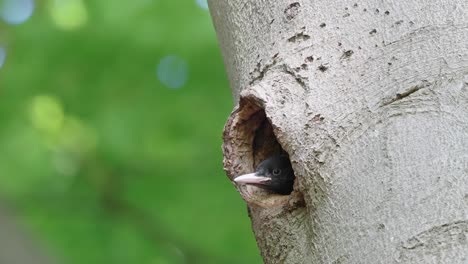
<box><xmin>234</xmin><ymin>155</ymin><xmax>295</xmax><ymax>195</ymax></box>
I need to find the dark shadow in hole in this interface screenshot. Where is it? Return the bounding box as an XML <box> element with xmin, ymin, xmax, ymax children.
<box><xmin>249</xmin><ymin>109</ymin><xmax>294</xmax><ymax>195</ymax></box>
<box><xmin>252</xmin><ymin>110</ymin><xmax>286</xmax><ymax>168</ymax></box>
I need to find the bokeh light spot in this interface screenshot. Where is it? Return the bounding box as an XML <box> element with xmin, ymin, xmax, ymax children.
<box><xmin>195</xmin><ymin>0</ymin><xmax>208</xmax><ymax>10</ymax></box>
<box><xmin>0</xmin><ymin>47</ymin><xmax>6</xmax><ymax>68</ymax></box>
<box><xmin>52</xmin><ymin>152</ymin><xmax>78</xmax><ymax>177</ymax></box>
<box><xmin>49</xmin><ymin>0</ymin><xmax>88</xmax><ymax>30</ymax></box>
<box><xmin>156</xmin><ymin>55</ymin><xmax>189</xmax><ymax>89</ymax></box>
<box><xmin>0</xmin><ymin>0</ymin><xmax>35</xmax><ymax>25</ymax></box>
<box><xmin>30</xmin><ymin>95</ymin><xmax>64</xmax><ymax>135</ymax></box>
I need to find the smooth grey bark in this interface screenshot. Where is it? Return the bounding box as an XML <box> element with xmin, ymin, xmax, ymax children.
<box><xmin>0</xmin><ymin>202</ymin><xmax>57</xmax><ymax>264</ymax></box>
<box><xmin>209</xmin><ymin>0</ymin><xmax>468</xmax><ymax>263</ymax></box>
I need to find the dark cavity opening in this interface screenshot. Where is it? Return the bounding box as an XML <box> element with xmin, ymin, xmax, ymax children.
<box><xmin>251</xmin><ymin>110</ymin><xmax>287</xmax><ymax>169</ymax></box>
<box><xmin>224</xmin><ymin>95</ymin><xmax>301</xmax><ymax>203</ymax></box>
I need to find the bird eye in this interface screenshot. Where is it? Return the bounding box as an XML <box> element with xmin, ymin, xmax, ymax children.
<box><xmin>272</xmin><ymin>168</ymin><xmax>281</xmax><ymax>176</ymax></box>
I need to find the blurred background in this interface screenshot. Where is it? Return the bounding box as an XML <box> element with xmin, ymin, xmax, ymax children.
<box><xmin>0</xmin><ymin>0</ymin><xmax>262</xmax><ymax>263</ymax></box>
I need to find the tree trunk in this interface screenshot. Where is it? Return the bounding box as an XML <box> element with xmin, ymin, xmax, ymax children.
<box><xmin>0</xmin><ymin>202</ymin><xmax>57</xmax><ymax>264</ymax></box>
<box><xmin>208</xmin><ymin>0</ymin><xmax>468</xmax><ymax>263</ymax></box>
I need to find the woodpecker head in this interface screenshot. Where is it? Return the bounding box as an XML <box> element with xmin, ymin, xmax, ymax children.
<box><xmin>234</xmin><ymin>155</ymin><xmax>295</xmax><ymax>195</ymax></box>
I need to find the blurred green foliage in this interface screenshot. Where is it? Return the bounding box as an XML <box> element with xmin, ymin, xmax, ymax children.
<box><xmin>0</xmin><ymin>0</ymin><xmax>261</xmax><ymax>263</ymax></box>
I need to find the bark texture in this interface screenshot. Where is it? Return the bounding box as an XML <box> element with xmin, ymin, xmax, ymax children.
<box><xmin>0</xmin><ymin>203</ymin><xmax>57</xmax><ymax>264</ymax></box>
<box><xmin>209</xmin><ymin>0</ymin><xmax>468</xmax><ymax>263</ymax></box>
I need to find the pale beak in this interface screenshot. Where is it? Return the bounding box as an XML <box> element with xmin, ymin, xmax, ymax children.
<box><xmin>234</xmin><ymin>173</ymin><xmax>271</xmax><ymax>184</ymax></box>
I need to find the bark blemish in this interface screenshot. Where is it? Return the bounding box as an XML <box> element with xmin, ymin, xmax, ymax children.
<box><xmin>249</xmin><ymin>57</ymin><xmax>278</xmax><ymax>85</ymax></box>
<box><xmin>378</xmin><ymin>223</ymin><xmax>386</xmax><ymax>231</ymax></box>
<box><xmin>318</xmin><ymin>64</ymin><xmax>329</xmax><ymax>72</ymax></box>
<box><xmin>287</xmin><ymin>32</ymin><xmax>311</xmax><ymax>43</ymax></box>
<box><xmin>282</xmin><ymin>64</ymin><xmax>308</xmax><ymax>89</ymax></box>
<box><xmin>370</xmin><ymin>29</ymin><xmax>377</xmax><ymax>35</ymax></box>
<box><xmin>381</xmin><ymin>80</ymin><xmax>431</xmax><ymax>106</ymax></box>
<box><xmin>284</xmin><ymin>2</ymin><xmax>301</xmax><ymax>21</ymax></box>
<box><xmin>311</xmin><ymin>114</ymin><xmax>325</xmax><ymax>122</ymax></box>
<box><xmin>399</xmin><ymin>220</ymin><xmax>468</xmax><ymax>258</ymax></box>
<box><xmin>395</xmin><ymin>88</ymin><xmax>419</xmax><ymax>100</ymax></box>
<box><xmin>340</xmin><ymin>50</ymin><xmax>354</xmax><ymax>60</ymax></box>
<box><xmin>319</xmin><ymin>22</ymin><xmax>326</xmax><ymax>28</ymax></box>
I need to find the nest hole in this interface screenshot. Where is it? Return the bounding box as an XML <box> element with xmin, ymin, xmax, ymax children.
<box><xmin>236</xmin><ymin>99</ymin><xmax>288</xmax><ymax>171</ymax></box>
<box><xmin>223</xmin><ymin>96</ymin><xmax>306</xmax><ymax>208</ymax></box>
<box><xmin>227</xmin><ymin>97</ymin><xmax>296</xmax><ymax>197</ymax></box>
